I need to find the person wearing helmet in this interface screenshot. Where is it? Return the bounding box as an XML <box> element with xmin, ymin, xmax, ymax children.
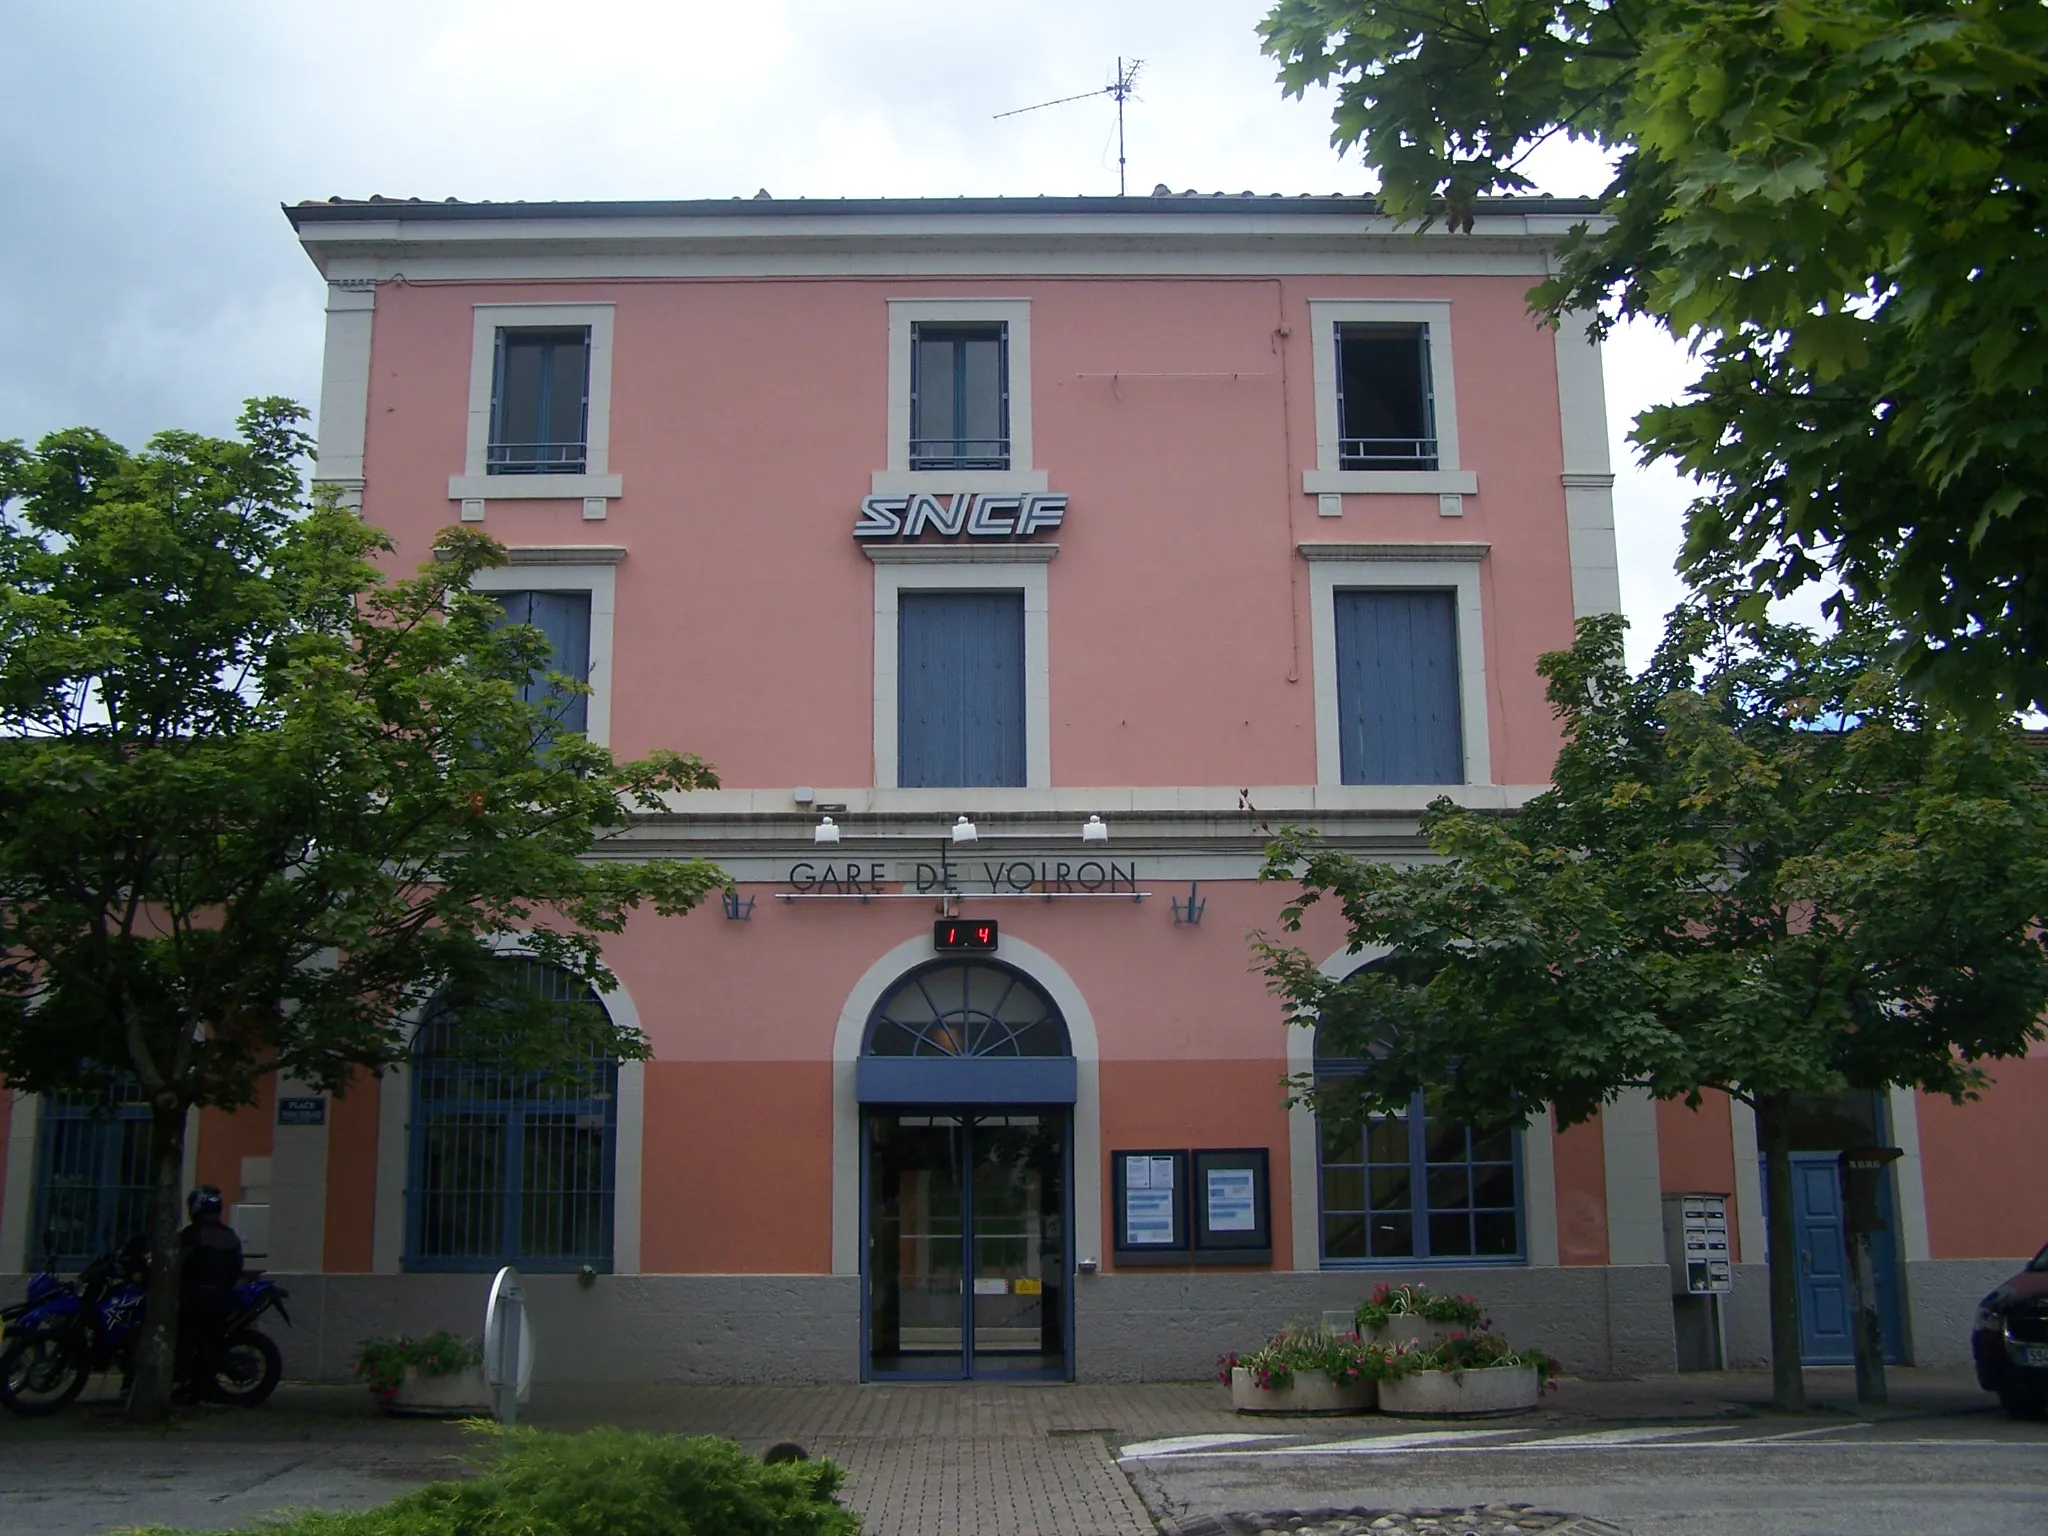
<box><xmin>176</xmin><ymin>1186</ymin><xmax>243</xmax><ymax>1394</ymax></box>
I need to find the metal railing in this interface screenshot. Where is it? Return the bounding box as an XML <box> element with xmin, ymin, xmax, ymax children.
<box><xmin>486</xmin><ymin>441</ymin><xmax>589</xmax><ymax>474</ymax></box>
<box><xmin>1339</xmin><ymin>436</ymin><xmax>1439</xmax><ymax>471</ymax></box>
<box><xmin>33</xmin><ymin>1086</ymin><xmax>154</xmax><ymax>1269</ymax></box>
<box><xmin>909</xmin><ymin>437</ymin><xmax>1011</xmax><ymax>471</ymax></box>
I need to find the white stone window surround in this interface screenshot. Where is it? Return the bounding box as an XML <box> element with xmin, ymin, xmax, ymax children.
<box><xmin>867</xmin><ymin>543</ymin><xmax>1054</xmax><ymax>790</ymax></box>
<box><xmin>1305</xmin><ymin>299</ymin><xmax>1476</xmax><ymax>497</ymax></box>
<box><xmin>467</xmin><ymin>546</ymin><xmax>625</xmax><ymax>749</ymax></box>
<box><xmin>876</xmin><ymin>298</ymin><xmax>1046</xmax><ymax>496</ymax></box>
<box><xmin>1301</xmin><ymin>541</ymin><xmax>1492</xmax><ymax>788</ymax></box>
<box><xmin>449</xmin><ymin>303</ymin><xmax>622</xmax><ymax>503</ymax></box>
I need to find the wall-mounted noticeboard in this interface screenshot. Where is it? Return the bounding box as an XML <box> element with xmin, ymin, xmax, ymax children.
<box><xmin>1192</xmin><ymin>1148</ymin><xmax>1271</xmax><ymax>1264</ymax></box>
<box><xmin>1111</xmin><ymin>1149</ymin><xmax>1189</xmax><ymax>1264</ymax></box>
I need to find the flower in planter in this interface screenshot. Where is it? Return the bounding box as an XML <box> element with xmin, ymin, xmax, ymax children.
<box><xmin>350</xmin><ymin>1331</ymin><xmax>485</xmax><ymax>1401</ymax></box>
<box><xmin>1379</xmin><ymin>1330</ymin><xmax>1561</xmax><ymax>1387</ymax></box>
<box><xmin>1354</xmin><ymin>1281</ymin><xmax>1488</xmax><ymax>1334</ymax></box>
<box><xmin>1220</xmin><ymin>1322</ymin><xmax>1396</xmax><ymax>1392</ymax></box>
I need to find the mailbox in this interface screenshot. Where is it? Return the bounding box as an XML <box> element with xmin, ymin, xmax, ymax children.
<box><xmin>1662</xmin><ymin>1192</ymin><xmax>1733</xmax><ymax>1296</ymax></box>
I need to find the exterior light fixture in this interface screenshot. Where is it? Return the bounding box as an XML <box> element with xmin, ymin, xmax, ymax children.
<box><xmin>1081</xmin><ymin>815</ymin><xmax>1109</xmax><ymax>844</ymax></box>
<box><xmin>814</xmin><ymin>816</ymin><xmax>841</xmax><ymax>845</ymax></box>
<box><xmin>951</xmin><ymin>815</ymin><xmax>979</xmax><ymax>845</ymax></box>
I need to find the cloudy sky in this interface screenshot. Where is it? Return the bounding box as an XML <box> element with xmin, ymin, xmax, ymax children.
<box><xmin>2</xmin><ymin>0</ymin><xmax>1703</xmax><ymax>659</ymax></box>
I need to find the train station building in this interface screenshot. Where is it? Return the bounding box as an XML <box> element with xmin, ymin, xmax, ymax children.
<box><xmin>2</xmin><ymin>192</ymin><xmax>2041</xmax><ymax>1382</ymax></box>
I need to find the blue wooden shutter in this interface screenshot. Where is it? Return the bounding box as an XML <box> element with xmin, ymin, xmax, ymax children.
<box><xmin>1334</xmin><ymin>589</ymin><xmax>1462</xmax><ymax>784</ymax></box>
<box><xmin>493</xmin><ymin>591</ymin><xmax>592</xmax><ymax>736</ymax></box>
<box><xmin>898</xmin><ymin>591</ymin><xmax>1026</xmax><ymax>787</ymax></box>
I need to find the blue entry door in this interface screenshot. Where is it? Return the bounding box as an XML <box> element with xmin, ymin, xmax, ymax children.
<box><xmin>1786</xmin><ymin>1152</ymin><xmax>1904</xmax><ymax>1365</ymax></box>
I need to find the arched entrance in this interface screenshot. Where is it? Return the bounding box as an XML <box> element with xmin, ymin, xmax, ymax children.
<box><xmin>860</xmin><ymin>959</ymin><xmax>1072</xmax><ymax>1380</ymax></box>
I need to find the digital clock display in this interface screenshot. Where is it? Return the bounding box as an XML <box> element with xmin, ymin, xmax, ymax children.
<box><xmin>934</xmin><ymin>919</ymin><xmax>999</xmax><ymax>953</ymax></box>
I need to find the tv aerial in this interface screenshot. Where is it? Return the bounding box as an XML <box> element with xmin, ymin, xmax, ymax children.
<box><xmin>995</xmin><ymin>58</ymin><xmax>1144</xmax><ymax>197</ymax></box>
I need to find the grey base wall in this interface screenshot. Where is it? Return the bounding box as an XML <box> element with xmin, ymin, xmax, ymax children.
<box><xmin>19</xmin><ymin>1257</ymin><xmax>2007</xmax><ymax>1382</ymax></box>
<box><xmin>1073</xmin><ymin>1265</ymin><xmax>1676</xmax><ymax>1381</ymax></box>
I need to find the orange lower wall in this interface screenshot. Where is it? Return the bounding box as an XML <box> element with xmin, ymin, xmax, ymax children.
<box><xmin>1918</xmin><ymin>1055</ymin><xmax>2048</xmax><ymax>1260</ymax></box>
<box><xmin>640</xmin><ymin>1061</ymin><xmax>833</xmax><ymax>1273</ymax></box>
<box><xmin>195</xmin><ymin>1077</ymin><xmax>275</xmax><ymax>1202</ymax></box>
<box><xmin>1553</xmin><ymin>1111</ymin><xmax>1608</xmax><ymax>1265</ymax></box>
<box><xmin>1656</xmin><ymin>1091</ymin><xmax>1741</xmax><ymax>1261</ymax></box>
<box><xmin>323</xmin><ymin>1072</ymin><xmax>380</xmax><ymax>1272</ymax></box>
<box><xmin>1098</xmin><ymin>1060</ymin><xmax>1293</xmax><ymax>1272</ymax></box>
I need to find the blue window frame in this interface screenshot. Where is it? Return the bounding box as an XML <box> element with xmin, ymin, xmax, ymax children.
<box><xmin>1335</xmin><ymin>323</ymin><xmax>1437</xmax><ymax>470</ymax></box>
<box><xmin>32</xmin><ymin>1083</ymin><xmax>153</xmax><ymax>1270</ymax></box>
<box><xmin>898</xmin><ymin>590</ymin><xmax>1026</xmax><ymax>788</ymax></box>
<box><xmin>1334</xmin><ymin>588</ymin><xmax>1463</xmax><ymax>785</ymax></box>
<box><xmin>1315</xmin><ymin>1031</ymin><xmax>1522</xmax><ymax>1265</ymax></box>
<box><xmin>404</xmin><ymin>961</ymin><xmax>618</xmax><ymax>1273</ymax></box>
<box><xmin>911</xmin><ymin>323</ymin><xmax>1009</xmax><ymax>470</ymax></box>
<box><xmin>488</xmin><ymin>327</ymin><xmax>590</xmax><ymax>474</ymax></box>
<box><xmin>490</xmin><ymin>590</ymin><xmax>592</xmax><ymax>737</ymax></box>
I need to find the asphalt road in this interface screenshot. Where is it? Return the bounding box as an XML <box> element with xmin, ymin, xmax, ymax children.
<box><xmin>1121</xmin><ymin>1416</ymin><xmax>2048</xmax><ymax>1536</ymax></box>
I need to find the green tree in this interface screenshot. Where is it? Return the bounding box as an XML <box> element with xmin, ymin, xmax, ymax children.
<box><xmin>1255</xmin><ymin>608</ymin><xmax>2048</xmax><ymax>1408</ymax></box>
<box><xmin>0</xmin><ymin>401</ymin><xmax>725</xmax><ymax>1419</ymax></box>
<box><xmin>1259</xmin><ymin>0</ymin><xmax>2048</xmax><ymax>713</ymax></box>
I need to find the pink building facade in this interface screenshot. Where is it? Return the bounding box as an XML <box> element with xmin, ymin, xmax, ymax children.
<box><xmin>3</xmin><ymin>194</ymin><xmax>2040</xmax><ymax>1382</ymax></box>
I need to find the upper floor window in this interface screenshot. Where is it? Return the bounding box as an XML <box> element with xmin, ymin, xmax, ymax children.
<box><xmin>490</xmin><ymin>589</ymin><xmax>593</xmax><ymax>738</ymax></box>
<box><xmin>1334</xmin><ymin>588</ymin><xmax>1463</xmax><ymax>785</ymax></box>
<box><xmin>911</xmin><ymin>323</ymin><xmax>1009</xmax><ymax>471</ymax></box>
<box><xmin>489</xmin><ymin>327</ymin><xmax>590</xmax><ymax>475</ymax></box>
<box><xmin>897</xmin><ymin>589</ymin><xmax>1026</xmax><ymax>788</ymax></box>
<box><xmin>1336</xmin><ymin>324</ymin><xmax>1437</xmax><ymax>471</ymax></box>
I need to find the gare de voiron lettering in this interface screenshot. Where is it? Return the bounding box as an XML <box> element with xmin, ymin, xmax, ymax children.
<box><xmin>854</xmin><ymin>492</ymin><xmax>1068</xmax><ymax>541</ymax></box>
<box><xmin>787</xmin><ymin>858</ymin><xmax>1137</xmax><ymax>895</ymax></box>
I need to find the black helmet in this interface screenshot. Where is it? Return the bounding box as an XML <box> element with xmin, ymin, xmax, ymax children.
<box><xmin>187</xmin><ymin>1185</ymin><xmax>225</xmax><ymax>1221</ymax></box>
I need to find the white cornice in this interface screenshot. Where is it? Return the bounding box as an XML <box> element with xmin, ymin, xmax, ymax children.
<box><xmin>1297</xmin><ymin>541</ymin><xmax>1490</xmax><ymax>563</ymax></box>
<box><xmin>502</xmin><ymin>545</ymin><xmax>628</xmax><ymax>566</ymax></box>
<box><xmin>862</xmin><ymin>543</ymin><xmax>1058</xmax><ymax>565</ymax></box>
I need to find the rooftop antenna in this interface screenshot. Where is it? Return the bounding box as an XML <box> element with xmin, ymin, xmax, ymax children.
<box><xmin>995</xmin><ymin>58</ymin><xmax>1144</xmax><ymax>196</ymax></box>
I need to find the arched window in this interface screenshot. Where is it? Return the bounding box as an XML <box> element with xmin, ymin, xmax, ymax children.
<box><xmin>864</xmin><ymin>960</ymin><xmax>1069</xmax><ymax>1059</ymax></box>
<box><xmin>405</xmin><ymin>960</ymin><xmax>618</xmax><ymax>1272</ymax></box>
<box><xmin>1312</xmin><ymin>965</ymin><xmax>1521</xmax><ymax>1265</ymax></box>
<box><xmin>33</xmin><ymin>1079</ymin><xmax>152</xmax><ymax>1269</ymax></box>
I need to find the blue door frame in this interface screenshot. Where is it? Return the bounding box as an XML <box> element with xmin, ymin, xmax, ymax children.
<box><xmin>1785</xmin><ymin>1152</ymin><xmax>1904</xmax><ymax>1365</ymax></box>
<box><xmin>859</xmin><ymin>1106</ymin><xmax>1074</xmax><ymax>1382</ymax></box>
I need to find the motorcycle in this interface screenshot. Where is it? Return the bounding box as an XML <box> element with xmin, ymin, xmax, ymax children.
<box><xmin>0</xmin><ymin>1244</ymin><xmax>291</xmax><ymax>1416</ymax></box>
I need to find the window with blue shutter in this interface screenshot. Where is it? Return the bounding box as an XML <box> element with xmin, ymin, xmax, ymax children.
<box><xmin>492</xmin><ymin>590</ymin><xmax>592</xmax><ymax>737</ymax></box>
<box><xmin>1334</xmin><ymin>589</ymin><xmax>1463</xmax><ymax>784</ymax></box>
<box><xmin>910</xmin><ymin>324</ymin><xmax>1009</xmax><ymax>470</ymax></box>
<box><xmin>898</xmin><ymin>591</ymin><xmax>1026</xmax><ymax>788</ymax></box>
<box><xmin>489</xmin><ymin>328</ymin><xmax>591</xmax><ymax>474</ymax></box>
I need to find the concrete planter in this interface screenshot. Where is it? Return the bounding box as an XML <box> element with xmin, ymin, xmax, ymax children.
<box><xmin>1364</xmin><ymin>1316</ymin><xmax>1463</xmax><ymax>1349</ymax></box>
<box><xmin>1230</xmin><ymin>1366</ymin><xmax>1376</xmax><ymax>1415</ymax></box>
<box><xmin>1379</xmin><ymin>1363</ymin><xmax>1540</xmax><ymax>1418</ymax></box>
<box><xmin>381</xmin><ymin>1364</ymin><xmax>523</xmax><ymax>1415</ymax></box>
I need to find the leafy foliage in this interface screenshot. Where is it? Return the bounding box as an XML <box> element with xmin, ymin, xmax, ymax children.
<box><xmin>1259</xmin><ymin>0</ymin><xmax>2048</xmax><ymax>712</ymax></box>
<box><xmin>123</xmin><ymin>1425</ymin><xmax>861</xmax><ymax>1536</ymax></box>
<box><xmin>1380</xmin><ymin>1331</ymin><xmax>1561</xmax><ymax>1383</ymax></box>
<box><xmin>1219</xmin><ymin>1322</ymin><xmax>1394</xmax><ymax>1389</ymax></box>
<box><xmin>0</xmin><ymin>400</ymin><xmax>727</xmax><ymax>1415</ymax></box>
<box><xmin>350</xmin><ymin>1332</ymin><xmax>484</xmax><ymax>1398</ymax></box>
<box><xmin>1256</xmin><ymin>607</ymin><xmax>2048</xmax><ymax>1402</ymax></box>
<box><xmin>1355</xmin><ymin>1281</ymin><xmax>1485</xmax><ymax>1332</ymax></box>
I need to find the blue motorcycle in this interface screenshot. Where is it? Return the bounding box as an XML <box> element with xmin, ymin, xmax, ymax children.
<box><xmin>0</xmin><ymin>1245</ymin><xmax>290</xmax><ymax>1416</ymax></box>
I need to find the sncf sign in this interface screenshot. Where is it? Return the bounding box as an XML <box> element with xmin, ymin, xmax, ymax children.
<box><xmin>855</xmin><ymin>492</ymin><xmax>1068</xmax><ymax>541</ymax></box>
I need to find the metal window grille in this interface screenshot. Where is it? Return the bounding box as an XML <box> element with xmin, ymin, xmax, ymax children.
<box><xmin>909</xmin><ymin>323</ymin><xmax>1011</xmax><ymax>470</ymax></box>
<box><xmin>405</xmin><ymin>962</ymin><xmax>618</xmax><ymax>1272</ymax></box>
<box><xmin>865</xmin><ymin>960</ymin><xmax>1069</xmax><ymax>1058</ymax></box>
<box><xmin>1335</xmin><ymin>323</ymin><xmax>1439</xmax><ymax>471</ymax></box>
<box><xmin>33</xmin><ymin>1081</ymin><xmax>155</xmax><ymax>1270</ymax></box>
<box><xmin>487</xmin><ymin>328</ymin><xmax>591</xmax><ymax>474</ymax></box>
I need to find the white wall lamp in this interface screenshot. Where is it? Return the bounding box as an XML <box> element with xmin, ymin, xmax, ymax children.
<box><xmin>1080</xmin><ymin>815</ymin><xmax>1109</xmax><ymax>844</ymax></box>
<box><xmin>951</xmin><ymin>815</ymin><xmax>979</xmax><ymax>845</ymax></box>
<box><xmin>813</xmin><ymin>816</ymin><xmax>841</xmax><ymax>845</ymax></box>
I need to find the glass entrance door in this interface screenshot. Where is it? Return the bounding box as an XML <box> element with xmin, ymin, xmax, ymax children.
<box><xmin>865</xmin><ymin>1111</ymin><xmax>1067</xmax><ymax>1379</ymax></box>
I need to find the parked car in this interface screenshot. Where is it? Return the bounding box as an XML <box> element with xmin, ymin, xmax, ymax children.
<box><xmin>1972</xmin><ymin>1241</ymin><xmax>2048</xmax><ymax>1419</ymax></box>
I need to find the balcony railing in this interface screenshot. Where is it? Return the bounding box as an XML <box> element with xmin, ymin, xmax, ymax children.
<box><xmin>909</xmin><ymin>437</ymin><xmax>1011</xmax><ymax>472</ymax></box>
<box><xmin>1339</xmin><ymin>436</ymin><xmax>1439</xmax><ymax>472</ymax></box>
<box><xmin>488</xmin><ymin>441</ymin><xmax>589</xmax><ymax>475</ymax></box>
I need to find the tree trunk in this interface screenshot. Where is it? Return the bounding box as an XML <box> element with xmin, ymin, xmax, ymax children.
<box><xmin>1755</xmin><ymin>1095</ymin><xmax>1807</xmax><ymax>1412</ymax></box>
<box><xmin>125</xmin><ymin>1098</ymin><xmax>188</xmax><ymax>1421</ymax></box>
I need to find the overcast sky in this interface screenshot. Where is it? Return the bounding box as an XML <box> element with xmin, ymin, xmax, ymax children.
<box><xmin>2</xmin><ymin>0</ymin><xmax>1705</xmax><ymax>661</ymax></box>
